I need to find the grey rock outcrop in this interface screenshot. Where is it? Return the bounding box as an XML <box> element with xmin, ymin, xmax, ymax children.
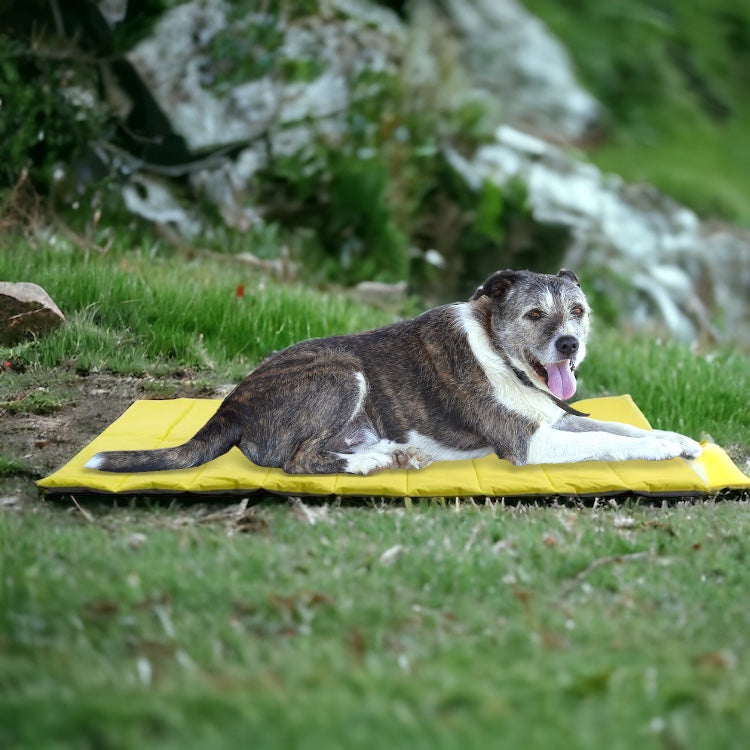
<box><xmin>122</xmin><ymin>0</ymin><xmax>605</xmax><ymax>231</ymax></box>
<box><xmin>125</xmin><ymin>0</ymin><xmax>406</xmax><ymax>232</ymax></box>
<box><xmin>439</xmin><ymin>0</ymin><xmax>604</xmax><ymax>143</ymax></box>
<box><xmin>446</xmin><ymin>126</ymin><xmax>750</xmax><ymax>346</ymax></box>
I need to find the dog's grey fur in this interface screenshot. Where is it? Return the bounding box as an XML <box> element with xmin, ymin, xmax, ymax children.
<box><xmin>86</xmin><ymin>269</ymin><xmax>701</xmax><ymax>475</ymax></box>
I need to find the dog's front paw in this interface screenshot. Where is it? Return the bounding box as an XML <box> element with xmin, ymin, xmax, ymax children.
<box><xmin>651</xmin><ymin>430</ymin><xmax>703</xmax><ymax>459</ymax></box>
<box><xmin>635</xmin><ymin>436</ymin><xmax>686</xmax><ymax>461</ymax></box>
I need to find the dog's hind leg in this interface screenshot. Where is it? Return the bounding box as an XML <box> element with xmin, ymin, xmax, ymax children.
<box><xmin>283</xmin><ymin>439</ymin><xmax>349</xmax><ymax>474</ymax></box>
<box><xmin>283</xmin><ymin>416</ymin><xmax>388</xmax><ymax>475</ymax></box>
<box><xmin>277</xmin><ymin>368</ymin><xmax>375</xmax><ymax>474</ymax></box>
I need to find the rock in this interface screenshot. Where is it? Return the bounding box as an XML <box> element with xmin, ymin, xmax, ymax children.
<box><xmin>445</xmin><ymin>125</ymin><xmax>750</xmax><ymax>345</ymax></box>
<box><xmin>124</xmin><ymin>0</ymin><xmax>406</xmax><ymax>233</ymax></box>
<box><xmin>122</xmin><ymin>174</ymin><xmax>202</xmax><ymax>237</ymax></box>
<box><xmin>0</xmin><ymin>282</ymin><xmax>66</xmax><ymax>346</ymax></box>
<box><xmin>118</xmin><ymin>0</ymin><xmax>606</xmax><ymax>243</ymax></box>
<box><xmin>701</xmin><ymin>226</ymin><xmax>750</xmax><ymax>349</ymax></box>
<box><xmin>126</xmin><ymin>0</ymin><xmax>404</xmax><ymax>153</ymax></box>
<box><xmin>126</xmin><ymin>0</ymin><xmax>229</xmax><ymax>152</ymax></box>
<box><xmin>439</xmin><ymin>0</ymin><xmax>604</xmax><ymax>143</ymax></box>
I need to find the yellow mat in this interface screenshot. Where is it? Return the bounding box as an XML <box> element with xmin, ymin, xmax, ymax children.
<box><xmin>38</xmin><ymin>395</ymin><xmax>750</xmax><ymax>498</ymax></box>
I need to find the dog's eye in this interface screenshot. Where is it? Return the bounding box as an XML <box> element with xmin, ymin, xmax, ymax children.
<box><xmin>571</xmin><ymin>306</ymin><xmax>584</xmax><ymax>317</ymax></box>
<box><xmin>526</xmin><ymin>309</ymin><xmax>543</xmax><ymax>320</ymax></box>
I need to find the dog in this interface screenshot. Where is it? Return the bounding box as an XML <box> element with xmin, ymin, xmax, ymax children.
<box><xmin>85</xmin><ymin>268</ymin><xmax>702</xmax><ymax>475</ymax></box>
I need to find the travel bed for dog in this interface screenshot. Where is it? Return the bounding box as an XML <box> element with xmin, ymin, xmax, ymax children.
<box><xmin>38</xmin><ymin>395</ymin><xmax>750</xmax><ymax>498</ymax></box>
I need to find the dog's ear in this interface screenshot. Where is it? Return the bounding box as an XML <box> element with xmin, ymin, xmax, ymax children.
<box><xmin>470</xmin><ymin>270</ymin><xmax>521</xmax><ymax>301</ymax></box>
<box><xmin>557</xmin><ymin>268</ymin><xmax>580</xmax><ymax>286</ymax></box>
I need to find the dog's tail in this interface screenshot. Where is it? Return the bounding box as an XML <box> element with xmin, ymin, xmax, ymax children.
<box><xmin>84</xmin><ymin>407</ymin><xmax>241</xmax><ymax>473</ymax></box>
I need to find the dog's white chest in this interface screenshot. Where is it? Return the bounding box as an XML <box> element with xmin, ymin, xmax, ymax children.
<box><xmin>454</xmin><ymin>305</ymin><xmax>563</xmax><ymax>425</ymax></box>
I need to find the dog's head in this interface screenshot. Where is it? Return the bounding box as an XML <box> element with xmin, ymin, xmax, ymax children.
<box><xmin>470</xmin><ymin>269</ymin><xmax>591</xmax><ymax>400</ymax></box>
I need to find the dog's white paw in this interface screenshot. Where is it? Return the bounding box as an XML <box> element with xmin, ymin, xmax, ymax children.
<box><xmin>629</xmin><ymin>436</ymin><xmax>686</xmax><ymax>461</ymax></box>
<box><xmin>651</xmin><ymin>430</ymin><xmax>703</xmax><ymax>459</ymax></box>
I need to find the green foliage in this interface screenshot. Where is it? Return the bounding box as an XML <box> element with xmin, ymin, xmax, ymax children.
<box><xmin>0</xmin><ymin>0</ymin><xmax>556</xmax><ymax>294</ymax></box>
<box><xmin>0</xmin><ymin>35</ymin><xmax>111</xmax><ymax>190</ymax></box>
<box><xmin>208</xmin><ymin>16</ymin><xmax>284</xmax><ymax>91</ymax></box>
<box><xmin>474</xmin><ymin>180</ymin><xmax>506</xmax><ymax>244</ymax></box>
<box><xmin>253</xmin><ymin>55</ymin><xmax>515</xmax><ymax>292</ymax></box>
<box><xmin>260</xmin><ymin>146</ymin><xmax>411</xmax><ymax>285</ymax></box>
<box><xmin>5</xmin><ymin>0</ymin><xmax>750</xmax><ymax>299</ymax></box>
<box><xmin>207</xmin><ymin>1</ymin><xmax>328</xmax><ymax>90</ymax></box>
<box><xmin>523</xmin><ymin>0</ymin><xmax>749</xmax><ymax>130</ymax></box>
<box><xmin>0</xmin><ymin>0</ymin><xmax>174</xmax><ymax>193</ymax></box>
<box><xmin>415</xmin><ymin>169</ymin><xmax>569</xmax><ymax>299</ymax></box>
<box><xmin>280</xmin><ymin>56</ymin><xmax>326</xmax><ymax>83</ymax></box>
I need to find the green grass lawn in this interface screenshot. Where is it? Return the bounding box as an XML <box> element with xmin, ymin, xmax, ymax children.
<box><xmin>0</xmin><ymin>239</ymin><xmax>395</xmax><ymax>381</ymax></box>
<box><xmin>1</xmin><ymin>238</ymin><xmax>749</xmax><ymax>749</ymax></box>
<box><xmin>2</xmin><ymin>497</ymin><xmax>750</xmax><ymax>749</ymax></box>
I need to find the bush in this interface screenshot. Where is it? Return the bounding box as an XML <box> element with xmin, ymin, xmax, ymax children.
<box><xmin>0</xmin><ymin>35</ymin><xmax>111</xmax><ymax>192</ymax></box>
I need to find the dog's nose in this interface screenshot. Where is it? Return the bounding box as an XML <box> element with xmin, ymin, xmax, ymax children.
<box><xmin>555</xmin><ymin>336</ymin><xmax>579</xmax><ymax>358</ymax></box>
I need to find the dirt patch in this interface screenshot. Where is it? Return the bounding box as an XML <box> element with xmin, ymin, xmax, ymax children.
<box><xmin>1</xmin><ymin>372</ymin><xmax>228</xmax><ymax>503</ymax></box>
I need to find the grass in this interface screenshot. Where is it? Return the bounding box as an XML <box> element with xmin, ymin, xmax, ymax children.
<box><xmin>0</xmin><ymin>456</ymin><xmax>35</xmax><ymax>477</ymax></box>
<box><xmin>1</xmin><ymin>236</ymin><xmax>749</xmax><ymax>748</ymax></box>
<box><xmin>2</xmin><ymin>497</ymin><xmax>750</xmax><ymax>749</ymax></box>
<box><xmin>0</xmin><ymin>390</ymin><xmax>64</xmax><ymax>415</ymax></box>
<box><xmin>579</xmin><ymin>331</ymin><xmax>750</xmax><ymax>448</ymax></box>
<box><xmin>0</xmin><ymin>239</ymin><xmax>395</xmax><ymax>381</ymax></box>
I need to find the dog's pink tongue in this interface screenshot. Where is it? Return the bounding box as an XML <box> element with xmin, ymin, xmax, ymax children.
<box><xmin>545</xmin><ymin>361</ymin><xmax>576</xmax><ymax>400</ymax></box>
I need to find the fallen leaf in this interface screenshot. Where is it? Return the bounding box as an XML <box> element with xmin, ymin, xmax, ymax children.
<box><xmin>347</xmin><ymin>627</ymin><xmax>367</xmax><ymax>663</ymax></box>
<box><xmin>81</xmin><ymin>599</ymin><xmax>120</xmax><ymax>621</ymax></box>
<box><xmin>694</xmin><ymin>650</ymin><xmax>736</xmax><ymax>671</ymax></box>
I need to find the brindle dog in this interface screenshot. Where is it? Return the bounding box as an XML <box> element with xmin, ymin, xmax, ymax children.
<box><xmin>86</xmin><ymin>269</ymin><xmax>701</xmax><ymax>475</ymax></box>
